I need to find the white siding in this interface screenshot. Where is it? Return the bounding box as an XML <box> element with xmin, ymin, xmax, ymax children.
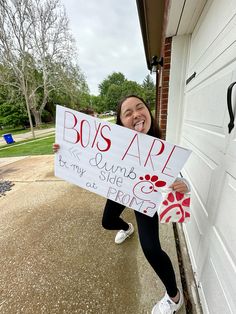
<box><xmin>167</xmin><ymin>0</ymin><xmax>236</xmax><ymax>312</ymax></box>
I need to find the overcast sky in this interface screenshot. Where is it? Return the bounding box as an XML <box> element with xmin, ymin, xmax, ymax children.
<box><xmin>60</xmin><ymin>0</ymin><xmax>150</xmax><ymax>95</ymax></box>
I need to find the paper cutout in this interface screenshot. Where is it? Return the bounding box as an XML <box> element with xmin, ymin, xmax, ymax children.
<box><xmin>158</xmin><ymin>189</ymin><xmax>191</xmax><ymax>223</ymax></box>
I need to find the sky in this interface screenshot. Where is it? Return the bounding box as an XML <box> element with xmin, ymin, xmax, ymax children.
<box><xmin>60</xmin><ymin>0</ymin><xmax>150</xmax><ymax>95</ymax></box>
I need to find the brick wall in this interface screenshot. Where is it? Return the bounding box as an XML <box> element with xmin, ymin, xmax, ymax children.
<box><xmin>157</xmin><ymin>37</ymin><xmax>172</xmax><ymax>139</ymax></box>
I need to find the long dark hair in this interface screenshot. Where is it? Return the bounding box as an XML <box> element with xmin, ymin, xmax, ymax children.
<box><xmin>116</xmin><ymin>95</ymin><xmax>162</xmax><ymax>139</ymax></box>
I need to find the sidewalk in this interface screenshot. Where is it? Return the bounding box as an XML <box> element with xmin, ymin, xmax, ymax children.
<box><xmin>0</xmin><ymin>155</ymin><xmax>193</xmax><ymax>314</ymax></box>
<box><xmin>0</xmin><ymin>128</ymin><xmax>55</xmax><ymax>147</ymax></box>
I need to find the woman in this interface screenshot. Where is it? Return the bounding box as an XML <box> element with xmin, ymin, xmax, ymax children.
<box><xmin>53</xmin><ymin>95</ymin><xmax>189</xmax><ymax>314</ymax></box>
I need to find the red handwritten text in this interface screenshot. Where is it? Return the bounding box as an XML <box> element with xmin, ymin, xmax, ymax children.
<box><xmin>63</xmin><ymin>111</ymin><xmax>111</xmax><ymax>152</ymax></box>
<box><xmin>121</xmin><ymin>133</ymin><xmax>186</xmax><ymax>178</ymax></box>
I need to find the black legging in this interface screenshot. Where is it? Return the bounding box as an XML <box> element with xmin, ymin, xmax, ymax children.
<box><xmin>102</xmin><ymin>199</ymin><xmax>178</xmax><ymax>298</ymax></box>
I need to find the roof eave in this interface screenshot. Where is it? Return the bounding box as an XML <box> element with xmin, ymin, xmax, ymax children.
<box><xmin>136</xmin><ymin>0</ymin><xmax>166</xmax><ymax>70</ymax></box>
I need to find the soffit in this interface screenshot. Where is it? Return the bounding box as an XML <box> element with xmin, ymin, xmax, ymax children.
<box><xmin>166</xmin><ymin>0</ymin><xmax>207</xmax><ymax>37</ymax></box>
<box><xmin>136</xmin><ymin>0</ymin><xmax>165</xmax><ymax>70</ymax></box>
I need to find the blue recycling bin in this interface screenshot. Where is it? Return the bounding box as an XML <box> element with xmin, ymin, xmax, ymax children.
<box><xmin>3</xmin><ymin>133</ymin><xmax>15</xmax><ymax>144</ymax></box>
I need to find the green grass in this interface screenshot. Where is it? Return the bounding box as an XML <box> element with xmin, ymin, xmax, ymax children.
<box><xmin>107</xmin><ymin>118</ymin><xmax>116</xmax><ymax>124</ymax></box>
<box><xmin>0</xmin><ymin>135</ymin><xmax>55</xmax><ymax>157</ymax></box>
<box><xmin>0</xmin><ymin>127</ymin><xmax>29</xmax><ymax>136</ymax></box>
<box><xmin>0</xmin><ymin>123</ymin><xmax>55</xmax><ymax>136</ymax></box>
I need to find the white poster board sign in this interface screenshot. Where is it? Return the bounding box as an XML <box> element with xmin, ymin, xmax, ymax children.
<box><xmin>55</xmin><ymin>105</ymin><xmax>191</xmax><ymax>217</ymax></box>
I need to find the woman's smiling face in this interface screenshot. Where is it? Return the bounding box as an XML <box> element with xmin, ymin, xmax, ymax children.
<box><xmin>120</xmin><ymin>97</ymin><xmax>151</xmax><ymax>134</ymax></box>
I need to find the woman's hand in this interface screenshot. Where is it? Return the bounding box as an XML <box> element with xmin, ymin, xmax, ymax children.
<box><xmin>169</xmin><ymin>180</ymin><xmax>189</xmax><ymax>194</ymax></box>
<box><xmin>52</xmin><ymin>143</ymin><xmax>60</xmax><ymax>153</ymax></box>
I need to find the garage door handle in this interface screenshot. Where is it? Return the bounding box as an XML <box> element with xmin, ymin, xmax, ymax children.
<box><xmin>227</xmin><ymin>82</ymin><xmax>236</xmax><ymax>133</ymax></box>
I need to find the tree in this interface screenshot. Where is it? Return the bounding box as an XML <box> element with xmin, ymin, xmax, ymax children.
<box><xmin>121</xmin><ymin>80</ymin><xmax>144</xmax><ymax>98</ymax></box>
<box><xmin>0</xmin><ymin>0</ymin><xmax>34</xmax><ymax>134</ymax></box>
<box><xmin>49</xmin><ymin>62</ymin><xmax>89</xmax><ymax>111</ymax></box>
<box><xmin>89</xmin><ymin>95</ymin><xmax>104</xmax><ymax>113</ymax></box>
<box><xmin>142</xmin><ymin>74</ymin><xmax>156</xmax><ymax>109</ymax></box>
<box><xmin>0</xmin><ymin>102</ymin><xmax>28</xmax><ymax>128</ymax></box>
<box><xmin>96</xmin><ymin>72</ymin><xmax>157</xmax><ymax>113</ymax></box>
<box><xmin>0</xmin><ymin>82</ymin><xmax>29</xmax><ymax>127</ymax></box>
<box><xmin>98</xmin><ymin>72</ymin><xmax>144</xmax><ymax>112</ymax></box>
<box><xmin>27</xmin><ymin>0</ymin><xmax>78</xmax><ymax>125</ymax></box>
<box><xmin>99</xmin><ymin>72</ymin><xmax>126</xmax><ymax>96</ymax></box>
<box><xmin>0</xmin><ymin>0</ymin><xmax>86</xmax><ymax>136</ymax></box>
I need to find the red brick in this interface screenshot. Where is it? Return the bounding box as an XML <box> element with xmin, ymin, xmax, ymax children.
<box><xmin>164</xmin><ymin>57</ymin><xmax>171</xmax><ymax>65</ymax></box>
<box><xmin>161</xmin><ymin>108</ymin><xmax>167</xmax><ymax>118</ymax></box>
<box><xmin>163</xmin><ymin>72</ymin><xmax>170</xmax><ymax>78</ymax></box>
<box><xmin>161</xmin><ymin>93</ymin><xmax>168</xmax><ymax>99</ymax></box>
<box><xmin>165</xmin><ymin>37</ymin><xmax>172</xmax><ymax>44</ymax></box>
<box><xmin>162</xmin><ymin>100</ymin><xmax>169</xmax><ymax>105</ymax></box>
<box><xmin>165</xmin><ymin>50</ymin><xmax>171</xmax><ymax>58</ymax></box>
<box><xmin>160</xmin><ymin>108</ymin><xmax>168</xmax><ymax>113</ymax></box>
<box><xmin>162</xmin><ymin>98</ymin><xmax>169</xmax><ymax>103</ymax></box>
<box><xmin>165</xmin><ymin>43</ymin><xmax>171</xmax><ymax>50</ymax></box>
<box><xmin>163</xmin><ymin>68</ymin><xmax>170</xmax><ymax>75</ymax></box>
<box><xmin>160</xmin><ymin>124</ymin><xmax>167</xmax><ymax>129</ymax></box>
<box><xmin>162</xmin><ymin>92</ymin><xmax>169</xmax><ymax>98</ymax></box>
<box><xmin>160</xmin><ymin>116</ymin><xmax>168</xmax><ymax>120</ymax></box>
<box><xmin>162</xmin><ymin>87</ymin><xmax>168</xmax><ymax>94</ymax></box>
<box><xmin>164</xmin><ymin>63</ymin><xmax>170</xmax><ymax>70</ymax></box>
<box><xmin>162</xmin><ymin>87</ymin><xmax>169</xmax><ymax>92</ymax></box>
<box><xmin>162</xmin><ymin>84</ymin><xmax>169</xmax><ymax>90</ymax></box>
<box><xmin>162</xmin><ymin>80</ymin><xmax>169</xmax><ymax>88</ymax></box>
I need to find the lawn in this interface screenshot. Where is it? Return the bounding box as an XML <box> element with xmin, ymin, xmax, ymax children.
<box><xmin>0</xmin><ymin>123</ymin><xmax>55</xmax><ymax>137</ymax></box>
<box><xmin>0</xmin><ymin>127</ymin><xmax>30</xmax><ymax>137</ymax></box>
<box><xmin>0</xmin><ymin>135</ymin><xmax>55</xmax><ymax>158</ymax></box>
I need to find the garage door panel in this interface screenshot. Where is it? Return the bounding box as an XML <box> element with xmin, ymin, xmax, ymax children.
<box><xmin>189</xmin><ymin>19</ymin><xmax>236</xmax><ymax>81</ymax></box>
<box><xmin>189</xmin><ymin>0</ymin><xmax>236</xmax><ymax>71</ymax></box>
<box><xmin>182</xmin><ymin>124</ymin><xmax>225</xmax><ymax>164</ymax></box>
<box><xmin>181</xmin><ymin>168</ymin><xmax>209</xmax><ymax>233</ymax></box>
<box><xmin>184</xmin><ymin>72</ymin><xmax>232</xmax><ymax>129</ymax></box>
<box><xmin>184</xmin><ymin>216</ymin><xmax>201</xmax><ymax>270</ymax></box>
<box><xmin>180</xmin><ymin>138</ymin><xmax>218</xmax><ymax>207</ymax></box>
<box><xmin>225</xmin><ymin>155</ymin><xmax>236</xmax><ymax>176</ymax></box>
<box><xmin>190</xmin><ymin>189</ymin><xmax>209</xmax><ymax>236</ymax></box>
<box><xmin>209</xmin><ymin>228</ymin><xmax>236</xmax><ymax>311</ymax></box>
<box><xmin>187</xmin><ymin>42</ymin><xmax>236</xmax><ymax>95</ymax></box>
<box><xmin>200</xmin><ymin>256</ymin><xmax>233</xmax><ymax>313</ymax></box>
<box><xmin>215</xmin><ymin>172</ymin><xmax>236</xmax><ymax>262</ymax></box>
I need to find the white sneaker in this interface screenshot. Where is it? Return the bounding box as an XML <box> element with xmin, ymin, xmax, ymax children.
<box><xmin>114</xmin><ymin>223</ymin><xmax>134</xmax><ymax>244</ymax></box>
<box><xmin>151</xmin><ymin>289</ymin><xmax>183</xmax><ymax>314</ymax></box>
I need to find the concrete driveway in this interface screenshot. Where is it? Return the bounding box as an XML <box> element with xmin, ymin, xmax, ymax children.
<box><xmin>0</xmin><ymin>155</ymin><xmax>186</xmax><ymax>314</ymax></box>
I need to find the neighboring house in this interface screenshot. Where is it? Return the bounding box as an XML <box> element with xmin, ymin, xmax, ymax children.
<box><xmin>136</xmin><ymin>0</ymin><xmax>236</xmax><ymax>313</ymax></box>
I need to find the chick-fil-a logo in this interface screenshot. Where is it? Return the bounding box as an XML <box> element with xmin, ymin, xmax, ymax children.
<box><xmin>63</xmin><ymin>111</ymin><xmax>111</xmax><ymax>152</ymax></box>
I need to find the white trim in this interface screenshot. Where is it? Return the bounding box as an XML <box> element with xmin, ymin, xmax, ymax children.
<box><xmin>166</xmin><ymin>35</ymin><xmax>190</xmax><ymax>145</ymax></box>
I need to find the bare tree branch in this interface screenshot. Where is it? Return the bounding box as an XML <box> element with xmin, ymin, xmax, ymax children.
<box><xmin>0</xmin><ymin>0</ymin><xmax>83</xmax><ymax>129</ymax></box>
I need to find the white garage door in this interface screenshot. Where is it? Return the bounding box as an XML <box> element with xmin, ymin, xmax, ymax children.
<box><xmin>179</xmin><ymin>0</ymin><xmax>236</xmax><ymax>312</ymax></box>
